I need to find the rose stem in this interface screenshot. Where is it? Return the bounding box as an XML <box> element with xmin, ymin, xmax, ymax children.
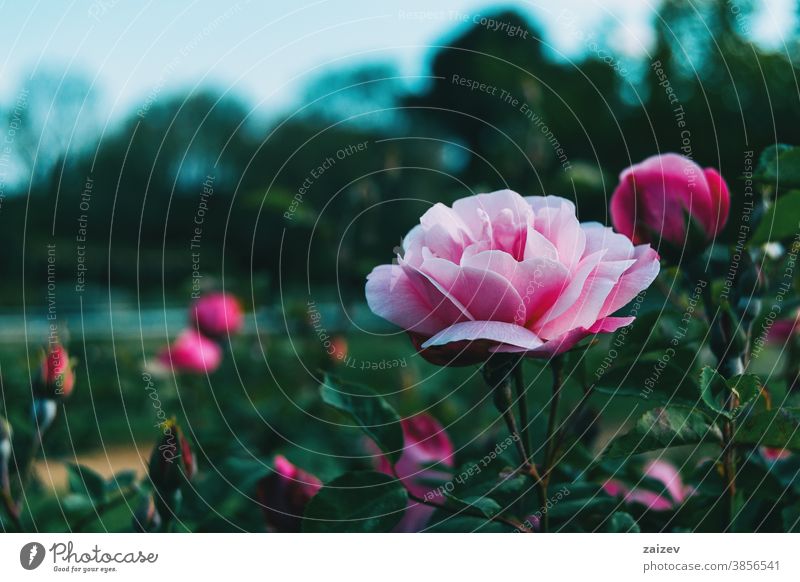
<box><xmin>512</xmin><ymin>361</ymin><xmax>532</xmax><ymax>464</ymax></box>
<box><xmin>540</xmin><ymin>355</ymin><xmax>565</xmax><ymax>533</ymax></box>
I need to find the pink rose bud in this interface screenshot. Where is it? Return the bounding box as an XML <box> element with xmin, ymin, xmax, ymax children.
<box><xmin>38</xmin><ymin>343</ymin><xmax>75</xmax><ymax>400</ymax></box>
<box><xmin>256</xmin><ymin>455</ymin><xmax>322</xmax><ymax>532</ymax></box>
<box><xmin>610</xmin><ymin>153</ymin><xmax>730</xmax><ymax>250</ymax></box>
<box><xmin>157</xmin><ymin>329</ymin><xmax>222</xmax><ymax>374</ymax></box>
<box><xmin>148</xmin><ymin>419</ymin><xmax>196</xmax><ymax>498</ymax></box>
<box><xmin>366</xmin><ymin>190</ymin><xmax>659</xmax><ymax>366</ymax></box>
<box><xmin>329</xmin><ymin>335</ymin><xmax>348</xmax><ymax>364</ymax></box>
<box><xmin>189</xmin><ymin>292</ymin><xmax>244</xmax><ymax>339</ymax></box>
<box><xmin>372</xmin><ymin>414</ymin><xmax>455</xmax><ymax>532</ymax></box>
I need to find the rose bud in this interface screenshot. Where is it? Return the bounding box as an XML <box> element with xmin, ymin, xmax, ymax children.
<box><xmin>148</xmin><ymin>419</ymin><xmax>196</xmax><ymax>506</ymax></box>
<box><xmin>157</xmin><ymin>329</ymin><xmax>222</xmax><ymax>374</ymax></box>
<box><xmin>610</xmin><ymin>153</ymin><xmax>730</xmax><ymax>253</ymax></box>
<box><xmin>37</xmin><ymin>343</ymin><xmax>75</xmax><ymax>400</ymax></box>
<box><xmin>189</xmin><ymin>292</ymin><xmax>244</xmax><ymax>339</ymax></box>
<box><xmin>329</xmin><ymin>335</ymin><xmax>348</xmax><ymax>364</ymax></box>
<box><xmin>256</xmin><ymin>455</ymin><xmax>321</xmax><ymax>532</ymax></box>
<box><xmin>366</xmin><ymin>190</ymin><xmax>659</xmax><ymax>366</ymax></box>
<box><xmin>603</xmin><ymin>460</ymin><xmax>693</xmax><ymax>511</ymax></box>
<box><xmin>370</xmin><ymin>414</ymin><xmax>455</xmax><ymax>532</ymax></box>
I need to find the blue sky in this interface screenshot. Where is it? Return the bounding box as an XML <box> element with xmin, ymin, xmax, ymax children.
<box><xmin>0</xmin><ymin>0</ymin><xmax>794</xmax><ymax>120</ymax></box>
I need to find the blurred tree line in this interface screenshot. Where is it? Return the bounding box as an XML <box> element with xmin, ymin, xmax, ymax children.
<box><xmin>0</xmin><ymin>0</ymin><xmax>797</xmax><ymax>308</ymax></box>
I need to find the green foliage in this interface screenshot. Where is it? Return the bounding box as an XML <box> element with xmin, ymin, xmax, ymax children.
<box><xmin>751</xmin><ymin>189</ymin><xmax>800</xmax><ymax>244</ymax></box>
<box><xmin>737</xmin><ymin>408</ymin><xmax>800</xmax><ymax>451</ymax></box>
<box><xmin>302</xmin><ymin>471</ymin><xmax>407</xmax><ymax>533</ymax></box>
<box><xmin>604</xmin><ymin>406</ymin><xmax>722</xmax><ymax>458</ymax></box>
<box><xmin>320</xmin><ymin>374</ymin><xmax>404</xmax><ymax>465</ymax></box>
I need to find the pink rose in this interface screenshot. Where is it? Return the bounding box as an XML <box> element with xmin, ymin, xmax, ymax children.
<box><xmin>157</xmin><ymin>329</ymin><xmax>223</xmax><ymax>374</ymax></box>
<box><xmin>610</xmin><ymin>153</ymin><xmax>730</xmax><ymax>248</ymax></box>
<box><xmin>766</xmin><ymin>310</ymin><xmax>800</xmax><ymax>344</ymax></box>
<box><xmin>257</xmin><ymin>455</ymin><xmax>322</xmax><ymax>532</ymax></box>
<box><xmin>190</xmin><ymin>292</ymin><xmax>244</xmax><ymax>339</ymax></box>
<box><xmin>366</xmin><ymin>190</ymin><xmax>659</xmax><ymax>366</ymax></box>
<box><xmin>38</xmin><ymin>343</ymin><xmax>75</xmax><ymax>400</ymax></box>
<box><xmin>761</xmin><ymin>447</ymin><xmax>791</xmax><ymax>462</ymax></box>
<box><xmin>604</xmin><ymin>460</ymin><xmax>693</xmax><ymax>511</ymax></box>
<box><xmin>371</xmin><ymin>414</ymin><xmax>455</xmax><ymax>532</ymax></box>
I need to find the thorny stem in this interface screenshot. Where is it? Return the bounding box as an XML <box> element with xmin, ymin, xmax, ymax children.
<box><xmin>540</xmin><ymin>355</ymin><xmax>564</xmax><ymax>533</ymax></box>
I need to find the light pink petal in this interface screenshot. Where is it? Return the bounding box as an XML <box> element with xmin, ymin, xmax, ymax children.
<box><xmin>366</xmin><ymin>264</ymin><xmax>447</xmax><ymax>335</ymax></box>
<box><xmin>452</xmin><ymin>189</ymin><xmax>533</xmax><ymax>239</ymax></box>
<box><xmin>537</xmin><ymin>258</ymin><xmax>635</xmax><ymax>339</ymax></box>
<box><xmin>421</xmin><ymin>321</ymin><xmax>544</xmax><ymax>351</ymax></box>
<box><xmin>493</xmin><ymin>316</ymin><xmax>634</xmax><ymax>357</ymax></box>
<box><xmin>420</xmin><ymin>257</ymin><xmax>523</xmax><ymax>323</ymax></box>
<box><xmin>598</xmin><ymin>244</ymin><xmax>660</xmax><ymax>319</ymax></box>
<box><xmin>535</xmin><ymin>250</ymin><xmax>606</xmax><ymax>333</ymax></box>
<box><xmin>419</xmin><ymin>203</ymin><xmax>473</xmax><ymax>262</ymax></box>
<box><xmin>523</xmin><ymin>226</ymin><xmax>559</xmax><ymax>262</ymax></box>
<box><xmin>582</xmin><ymin>222</ymin><xmax>635</xmax><ymax>261</ymax></box>
<box><xmin>462</xmin><ymin>250</ymin><xmax>570</xmax><ymax>325</ymax></box>
<box><xmin>643</xmin><ymin>460</ymin><xmax>687</xmax><ymax>504</ymax></box>
<box><xmin>532</xmin><ymin>201</ymin><xmax>586</xmax><ymax>270</ymax></box>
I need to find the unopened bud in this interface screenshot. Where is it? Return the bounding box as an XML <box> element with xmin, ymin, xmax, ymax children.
<box><xmin>37</xmin><ymin>343</ymin><xmax>75</xmax><ymax>400</ymax></box>
<box><xmin>148</xmin><ymin>419</ymin><xmax>195</xmax><ymax>502</ymax></box>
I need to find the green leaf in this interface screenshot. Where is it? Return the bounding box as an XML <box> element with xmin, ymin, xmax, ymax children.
<box><xmin>302</xmin><ymin>471</ymin><xmax>407</xmax><ymax>533</ymax></box>
<box><xmin>66</xmin><ymin>464</ymin><xmax>107</xmax><ymax>502</ymax></box>
<box><xmin>751</xmin><ymin>190</ymin><xmax>800</xmax><ymax>244</ymax></box>
<box><xmin>320</xmin><ymin>375</ymin><xmax>404</xmax><ymax>464</ymax></box>
<box><xmin>736</xmin><ymin>408</ymin><xmax>800</xmax><ymax>450</ymax></box>
<box><xmin>604</xmin><ymin>406</ymin><xmax>722</xmax><ymax>458</ymax></box>
<box><xmin>443</xmin><ymin>493</ymin><xmax>502</xmax><ymax>519</ymax></box>
<box><xmin>594</xmin><ymin>352</ymin><xmax>700</xmax><ymax>405</ymax></box>
<box><xmin>606</xmin><ymin>512</ymin><xmax>641</xmax><ymax>533</ymax></box>
<box><xmin>107</xmin><ymin>470</ymin><xmax>137</xmax><ymax>492</ymax></box>
<box><xmin>426</xmin><ymin>515</ymin><xmax>514</xmax><ymax>532</ymax></box>
<box><xmin>754</xmin><ymin>144</ymin><xmax>800</xmax><ymax>188</ymax></box>
<box><xmin>699</xmin><ymin>366</ymin><xmax>731</xmax><ymax>418</ymax></box>
<box><xmin>727</xmin><ymin>374</ymin><xmax>763</xmax><ymax>413</ymax></box>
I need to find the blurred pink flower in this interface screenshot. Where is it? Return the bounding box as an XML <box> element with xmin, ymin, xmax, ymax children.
<box><xmin>39</xmin><ymin>342</ymin><xmax>75</xmax><ymax>400</ymax></box>
<box><xmin>371</xmin><ymin>414</ymin><xmax>455</xmax><ymax>532</ymax></box>
<box><xmin>610</xmin><ymin>153</ymin><xmax>730</xmax><ymax>247</ymax></box>
<box><xmin>190</xmin><ymin>292</ymin><xmax>244</xmax><ymax>339</ymax></box>
<box><xmin>761</xmin><ymin>447</ymin><xmax>792</xmax><ymax>462</ymax></box>
<box><xmin>257</xmin><ymin>455</ymin><xmax>322</xmax><ymax>532</ymax></box>
<box><xmin>157</xmin><ymin>329</ymin><xmax>222</xmax><ymax>374</ymax></box>
<box><xmin>766</xmin><ymin>310</ymin><xmax>800</xmax><ymax>344</ymax></box>
<box><xmin>366</xmin><ymin>190</ymin><xmax>659</xmax><ymax>366</ymax></box>
<box><xmin>604</xmin><ymin>460</ymin><xmax>693</xmax><ymax>512</ymax></box>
